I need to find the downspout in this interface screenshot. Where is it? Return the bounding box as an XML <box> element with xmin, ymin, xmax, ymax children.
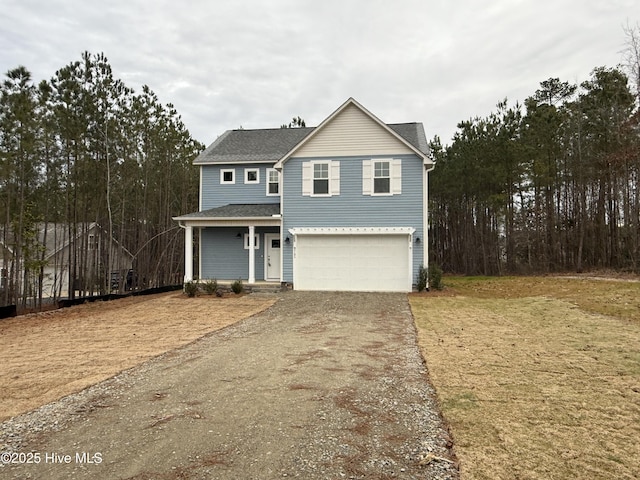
<box><xmin>276</xmin><ymin>163</ymin><xmax>285</xmax><ymax>285</ymax></box>
<box><xmin>424</xmin><ymin>162</ymin><xmax>435</xmax><ymax>289</ymax></box>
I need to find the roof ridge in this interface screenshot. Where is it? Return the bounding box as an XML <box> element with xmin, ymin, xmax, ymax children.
<box><xmin>230</xmin><ymin>126</ymin><xmax>315</xmax><ymax>132</ymax></box>
<box><xmin>228</xmin><ymin>123</ymin><xmax>414</xmax><ymax>132</ymax></box>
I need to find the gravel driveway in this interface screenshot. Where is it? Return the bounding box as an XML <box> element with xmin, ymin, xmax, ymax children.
<box><xmin>1</xmin><ymin>291</ymin><xmax>458</xmax><ymax>479</ymax></box>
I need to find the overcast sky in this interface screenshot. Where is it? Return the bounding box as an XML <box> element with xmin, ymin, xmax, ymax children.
<box><xmin>2</xmin><ymin>0</ymin><xmax>639</xmax><ymax>146</ymax></box>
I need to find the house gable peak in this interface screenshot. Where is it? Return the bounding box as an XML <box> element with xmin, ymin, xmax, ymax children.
<box><xmin>274</xmin><ymin>98</ymin><xmax>430</xmax><ymax>168</ymax></box>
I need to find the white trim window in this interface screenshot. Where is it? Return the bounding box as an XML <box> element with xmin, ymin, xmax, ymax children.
<box><xmin>363</xmin><ymin>159</ymin><xmax>401</xmax><ymax>195</ymax></box>
<box><xmin>313</xmin><ymin>162</ymin><xmax>329</xmax><ymax>195</ymax></box>
<box><xmin>244</xmin><ymin>168</ymin><xmax>259</xmax><ymax>184</ymax></box>
<box><xmin>266</xmin><ymin>168</ymin><xmax>280</xmax><ymax>196</ymax></box>
<box><xmin>302</xmin><ymin>160</ymin><xmax>340</xmax><ymax>197</ymax></box>
<box><xmin>220</xmin><ymin>168</ymin><xmax>235</xmax><ymax>184</ymax></box>
<box><xmin>373</xmin><ymin>160</ymin><xmax>391</xmax><ymax>194</ymax></box>
<box><xmin>244</xmin><ymin>233</ymin><xmax>260</xmax><ymax>250</ymax></box>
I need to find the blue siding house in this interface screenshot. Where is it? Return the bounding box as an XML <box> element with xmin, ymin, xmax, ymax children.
<box><xmin>174</xmin><ymin>98</ymin><xmax>434</xmax><ymax>292</ymax></box>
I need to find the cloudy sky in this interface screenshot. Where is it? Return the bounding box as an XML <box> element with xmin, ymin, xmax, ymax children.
<box><xmin>2</xmin><ymin>0</ymin><xmax>639</xmax><ymax>146</ymax></box>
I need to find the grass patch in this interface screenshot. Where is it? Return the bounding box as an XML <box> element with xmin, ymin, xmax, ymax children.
<box><xmin>411</xmin><ymin>276</ymin><xmax>640</xmax><ymax>480</ymax></box>
<box><xmin>442</xmin><ymin>275</ymin><xmax>640</xmax><ymax>323</ymax></box>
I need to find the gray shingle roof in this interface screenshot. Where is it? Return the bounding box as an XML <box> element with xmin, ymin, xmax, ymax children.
<box><xmin>388</xmin><ymin>123</ymin><xmax>429</xmax><ymax>155</ymax></box>
<box><xmin>177</xmin><ymin>204</ymin><xmax>280</xmax><ymax>219</ymax></box>
<box><xmin>193</xmin><ymin>123</ymin><xmax>429</xmax><ymax>164</ymax></box>
<box><xmin>194</xmin><ymin>128</ymin><xmax>314</xmax><ymax>164</ymax></box>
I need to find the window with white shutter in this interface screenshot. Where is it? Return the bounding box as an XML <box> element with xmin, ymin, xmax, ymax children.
<box><xmin>302</xmin><ymin>163</ymin><xmax>312</xmax><ymax>195</ymax></box>
<box><xmin>373</xmin><ymin>160</ymin><xmax>391</xmax><ymax>194</ymax></box>
<box><xmin>363</xmin><ymin>158</ymin><xmax>401</xmax><ymax>196</ymax></box>
<box><xmin>330</xmin><ymin>160</ymin><xmax>340</xmax><ymax>196</ymax></box>
<box><xmin>391</xmin><ymin>158</ymin><xmax>402</xmax><ymax>194</ymax></box>
<box><xmin>302</xmin><ymin>161</ymin><xmax>340</xmax><ymax>197</ymax></box>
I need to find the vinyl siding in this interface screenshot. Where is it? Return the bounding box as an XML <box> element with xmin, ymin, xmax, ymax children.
<box><xmin>200</xmin><ymin>164</ymin><xmax>280</xmax><ymax>210</ymax></box>
<box><xmin>293</xmin><ymin>103</ymin><xmax>414</xmax><ymax>158</ymax></box>
<box><xmin>281</xmin><ymin>154</ymin><xmax>424</xmax><ymax>284</ymax></box>
<box><xmin>200</xmin><ymin>226</ymin><xmax>279</xmax><ymax>280</ymax></box>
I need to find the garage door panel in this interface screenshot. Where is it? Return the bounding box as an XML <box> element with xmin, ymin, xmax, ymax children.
<box><xmin>294</xmin><ymin>234</ymin><xmax>410</xmax><ymax>292</ymax></box>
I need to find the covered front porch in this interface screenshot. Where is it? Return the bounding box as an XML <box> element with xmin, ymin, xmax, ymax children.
<box><xmin>173</xmin><ymin>204</ymin><xmax>282</xmax><ymax>285</ymax></box>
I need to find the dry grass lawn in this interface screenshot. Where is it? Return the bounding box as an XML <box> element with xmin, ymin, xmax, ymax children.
<box><xmin>411</xmin><ymin>276</ymin><xmax>640</xmax><ymax>480</ymax></box>
<box><xmin>0</xmin><ymin>292</ymin><xmax>275</xmax><ymax>422</ymax></box>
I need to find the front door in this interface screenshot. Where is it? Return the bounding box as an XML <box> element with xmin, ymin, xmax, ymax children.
<box><xmin>265</xmin><ymin>234</ymin><xmax>281</xmax><ymax>281</ymax></box>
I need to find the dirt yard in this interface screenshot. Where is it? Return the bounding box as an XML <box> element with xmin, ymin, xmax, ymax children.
<box><xmin>411</xmin><ymin>276</ymin><xmax>640</xmax><ymax>480</ymax></box>
<box><xmin>0</xmin><ymin>292</ymin><xmax>276</xmax><ymax>422</ymax></box>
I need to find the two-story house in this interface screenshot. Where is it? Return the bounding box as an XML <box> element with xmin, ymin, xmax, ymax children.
<box><xmin>173</xmin><ymin>98</ymin><xmax>434</xmax><ymax>292</ymax></box>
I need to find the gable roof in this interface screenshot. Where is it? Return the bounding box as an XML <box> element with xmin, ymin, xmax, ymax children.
<box><xmin>275</xmin><ymin>98</ymin><xmax>432</xmax><ymax>168</ymax></box>
<box><xmin>193</xmin><ymin>98</ymin><xmax>431</xmax><ymax>165</ymax></box>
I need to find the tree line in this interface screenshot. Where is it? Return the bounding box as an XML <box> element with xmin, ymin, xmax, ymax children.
<box><xmin>0</xmin><ymin>52</ymin><xmax>202</xmax><ymax>308</ymax></box>
<box><xmin>429</xmin><ymin>26</ymin><xmax>640</xmax><ymax>275</ymax></box>
<box><xmin>3</xmin><ymin>31</ymin><xmax>639</xmax><ymax>307</ymax></box>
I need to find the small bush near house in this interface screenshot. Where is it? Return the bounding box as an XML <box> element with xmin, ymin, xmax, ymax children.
<box><xmin>231</xmin><ymin>279</ymin><xmax>244</xmax><ymax>294</ymax></box>
<box><xmin>429</xmin><ymin>263</ymin><xmax>443</xmax><ymax>290</ymax></box>
<box><xmin>184</xmin><ymin>281</ymin><xmax>198</xmax><ymax>298</ymax></box>
<box><xmin>417</xmin><ymin>265</ymin><xmax>428</xmax><ymax>292</ymax></box>
<box><xmin>203</xmin><ymin>279</ymin><xmax>218</xmax><ymax>295</ymax></box>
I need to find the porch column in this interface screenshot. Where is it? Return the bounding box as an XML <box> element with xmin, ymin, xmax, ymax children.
<box><xmin>248</xmin><ymin>225</ymin><xmax>256</xmax><ymax>284</ymax></box>
<box><xmin>184</xmin><ymin>225</ymin><xmax>193</xmax><ymax>282</ymax></box>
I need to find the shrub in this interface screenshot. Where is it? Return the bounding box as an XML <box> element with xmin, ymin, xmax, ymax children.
<box><xmin>184</xmin><ymin>281</ymin><xmax>198</xmax><ymax>298</ymax></box>
<box><xmin>231</xmin><ymin>278</ymin><xmax>244</xmax><ymax>294</ymax></box>
<box><xmin>203</xmin><ymin>278</ymin><xmax>218</xmax><ymax>295</ymax></box>
<box><xmin>417</xmin><ymin>265</ymin><xmax>428</xmax><ymax>292</ymax></box>
<box><xmin>429</xmin><ymin>263</ymin><xmax>444</xmax><ymax>290</ymax></box>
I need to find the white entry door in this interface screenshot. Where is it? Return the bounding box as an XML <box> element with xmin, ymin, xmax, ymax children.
<box><xmin>265</xmin><ymin>234</ymin><xmax>281</xmax><ymax>281</ymax></box>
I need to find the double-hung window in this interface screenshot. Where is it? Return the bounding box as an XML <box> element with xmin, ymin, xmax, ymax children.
<box><xmin>363</xmin><ymin>158</ymin><xmax>401</xmax><ymax>196</ymax></box>
<box><xmin>266</xmin><ymin>168</ymin><xmax>280</xmax><ymax>195</ymax></box>
<box><xmin>313</xmin><ymin>163</ymin><xmax>329</xmax><ymax>195</ymax></box>
<box><xmin>373</xmin><ymin>161</ymin><xmax>390</xmax><ymax>194</ymax></box>
<box><xmin>302</xmin><ymin>160</ymin><xmax>340</xmax><ymax>196</ymax></box>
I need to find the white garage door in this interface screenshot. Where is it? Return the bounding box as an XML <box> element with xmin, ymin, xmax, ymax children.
<box><xmin>294</xmin><ymin>234</ymin><xmax>411</xmax><ymax>292</ymax></box>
